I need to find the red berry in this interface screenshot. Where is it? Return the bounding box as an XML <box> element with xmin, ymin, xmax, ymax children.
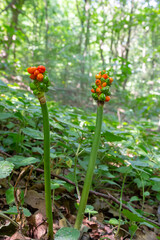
<box><xmin>105</xmin><ymin>96</ymin><xmax>110</xmax><ymax>102</ymax></box>
<box><xmin>96</xmin><ymin>87</ymin><xmax>101</xmax><ymax>94</ymax></box>
<box><xmin>109</xmin><ymin>77</ymin><xmax>113</xmax><ymax>83</ymax></box>
<box><xmin>102</xmin><ymin>82</ymin><xmax>107</xmax><ymax>87</ymax></box>
<box><xmin>95</xmin><ymin>74</ymin><xmax>101</xmax><ymax>79</ymax></box>
<box><xmin>102</xmin><ymin>74</ymin><xmax>108</xmax><ymax>79</ymax></box>
<box><xmin>37</xmin><ymin>65</ymin><xmax>46</xmax><ymax>73</ymax></box>
<box><xmin>95</xmin><ymin>79</ymin><xmax>101</xmax><ymax>86</ymax></box>
<box><xmin>91</xmin><ymin>88</ymin><xmax>95</xmax><ymax>93</ymax></box>
<box><xmin>27</xmin><ymin>67</ymin><xmax>37</xmax><ymax>74</ymax></box>
<box><xmin>30</xmin><ymin>74</ymin><xmax>36</xmax><ymax>80</ymax></box>
<box><xmin>37</xmin><ymin>73</ymin><xmax>44</xmax><ymax>82</ymax></box>
<box><xmin>34</xmin><ymin>69</ymin><xmax>40</xmax><ymax>76</ymax></box>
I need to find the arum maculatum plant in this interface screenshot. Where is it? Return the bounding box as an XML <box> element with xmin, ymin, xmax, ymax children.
<box><xmin>74</xmin><ymin>69</ymin><xmax>113</xmax><ymax>230</ymax></box>
<box><xmin>27</xmin><ymin>66</ymin><xmax>53</xmax><ymax>239</ymax></box>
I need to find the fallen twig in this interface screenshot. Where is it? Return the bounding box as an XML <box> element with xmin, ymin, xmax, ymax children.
<box><xmin>35</xmin><ymin>167</ymin><xmax>160</xmax><ymax>228</ymax></box>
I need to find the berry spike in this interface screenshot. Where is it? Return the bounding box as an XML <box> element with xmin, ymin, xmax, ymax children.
<box><xmin>91</xmin><ymin>69</ymin><xmax>113</xmax><ymax>103</ymax></box>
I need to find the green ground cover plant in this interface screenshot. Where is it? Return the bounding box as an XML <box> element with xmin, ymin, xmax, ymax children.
<box><xmin>0</xmin><ymin>78</ymin><xmax>160</xmax><ymax>239</ymax></box>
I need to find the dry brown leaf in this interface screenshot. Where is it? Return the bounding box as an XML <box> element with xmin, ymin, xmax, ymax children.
<box><xmin>95</xmin><ymin>212</ymin><xmax>104</xmax><ymax>223</ymax></box>
<box><xmin>8</xmin><ymin>231</ymin><xmax>30</xmax><ymax>240</ymax></box>
<box><xmin>27</xmin><ymin>210</ymin><xmax>48</xmax><ymax>239</ymax></box>
<box><xmin>59</xmin><ymin>218</ymin><xmax>67</xmax><ymax>228</ymax></box>
<box><xmin>93</xmin><ymin>198</ymin><xmax>109</xmax><ymax>211</ymax></box>
<box><xmin>135</xmin><ymin>228</ymin><xmax>157</xmax><ymax>240</ymax></box>
<box><xmin>24</xmin><ymin>190</ymin><xmax>46</xmax><ymax>217</ymax></box>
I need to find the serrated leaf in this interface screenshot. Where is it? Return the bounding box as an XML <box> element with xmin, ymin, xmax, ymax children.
<box><xmin>109</xmin><ymin>218</ymin><xmax>119</xmax><ymax>225</ymax></box>
<box><xmin>6</xmin><ymin>156</ymin><xmax>40</xmax><ymax>169</ymax></box>
<box><xmin>22</xmin><ymin>127</ymin><xmax>43</xmax><ymax>139</ymax></box>
<box><xmin>0</xmin><ymin>161</ymin><xmax>14</xmax><ymax>179</ymax></box>
<box><xmin>122</xmin><ymin>209</ymin><xmax>144</xmax><ymax>222</ymax></box>
<box><xmin>55</xmin><ymin>227</ymin><xmax>80</xmax><ymax>240</ymax></box>
<box><xmin>3</xmin><ymin>206</ymin><xmax>31</xmax><ymax>217</ymax></box>
<box><xmin>0</xmin><ymin>113</ymin><xmax>15</xmax><ymax>120</ymax></box>
<box><xmin>103</xmin><ymin>130</ymin><xmax>126</xmax><ymax>142</ymax></box>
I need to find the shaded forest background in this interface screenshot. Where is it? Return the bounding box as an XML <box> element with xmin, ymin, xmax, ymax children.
<box><xmin>0</xmin><ymin>0</ymin><xmax>160</xmax><ymax>239</ymax></box>
<box><xmin>0</xmin><ymin>0</ymin><xmax>160</xmax><ymax>111</ymax></box>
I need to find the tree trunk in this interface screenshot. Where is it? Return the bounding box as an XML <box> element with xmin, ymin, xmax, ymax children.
<box><xmin>5</xmin><ymin>0</ymin><xmax>25</xmax><ymax>60</ymax></box>
<box><xmin>122</xmin><ymin>0</ymin><xmax>135</xmax><ymax>90</ymax></box>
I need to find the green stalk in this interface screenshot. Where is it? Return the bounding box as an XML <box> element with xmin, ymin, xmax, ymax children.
<box><xmin>40</xmin><ymin>96</ymin><xmax>53</xmax><ymax>239</ymax></box>
<box><xmin>74</xmin><ymin>102</ymin><xmax>104</xmax><ymax>230</ymax></box>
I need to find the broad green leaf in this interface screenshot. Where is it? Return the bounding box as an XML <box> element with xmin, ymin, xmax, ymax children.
<box><xmin>129</xmin><ymin>160</ymin><xmax>149</xmax><ymax>167</ymax></box>
<box><xmin>103</xmin><ymin>130</ymin><xmax>126</xmax><ymax>142</ymax></box>
<box><xmin>139</xmin><ymin>222</ymin><xmax>154</xmax><ymax>228</ymax></box>
<box><xmin>101</xmin><ymin>179</ymin><xmax>121</xmax><ymax>187</ymax></box>
<box><xmin>4</xmin><ymin>206</ymin><xmax>31</xmax><ymax>217</ymax></box>
<box><xmin>156</xmin><ymin>193</ymin><xmax>160</xmax><ymax>201</ymax></box>
<box><xmin>5</xmin><ymin>187</ymin><xmax>14</xmax><ymax>204</ymax></box>
<box><xmin>85</xmin><ymin>205</ymin><xmax>98</xmax><ymax>214</ymax></box>
<box><xmin>150</xmin><ymin>177</ymin><xmax>160</xmax><ymax>182</ymax></box>
<box><xmin>122</xmin><ymin>209</ymin><xmax>144</xmax><ymax>222</ymax></box>
<box><xmin>22</xmin><ymin>127</ymin><xmax>43</xmax><ymax>139</ymax></box>
<box><xmin>117</xmin><ymin>165</ymin><xmax>132</xmax><ymax>173</ymax></box>
<box><xmin>51</xmin><ymin>183</ymin><xmax>60</xmax><ymax>190</ymax></box>
<box><xmin>50</xmin><ymin>179</ymin><xmax>74</xmax><ymax>192</ymax></box>
<box><xmin>55</xmin><ymin>227</ymin><xmax>80</xmax><ymax>240</ymax></box>
<box><xmin>130</xmin><ymin>196</ymin><xmax>140</xmax><ymax>202</ymax></box>
<box><xmin>98</xmin><ymin>165</ymin><xmax>109</xmax><ymax>172</ymax></box>
<box><xmin>0</xmin><ymin>113</ymin><xmax>15</xmax><ymax>120</ymax></box>
<box><xmin>6</xmin><ymin>156</ymin><xmax>40</xmax><ymax>169</ymax></box>
<box><xmin>152</xmin><ymin>183</ymin><xmax>160</xmax><ymax>192</ymax></box>
<box><xmin>129</xmin><ymin>224</ymin><xmax>138</xmax><ymax>235</ymax></box>
<box><xmin>0</xmin><ymin>161</ymin><xmax>14</xmax><ymax>179</ymax></box>
<box><xmin>109</xmin><ymin>218</ymin><xmax>119</xmax><ymax>225</ymax></box>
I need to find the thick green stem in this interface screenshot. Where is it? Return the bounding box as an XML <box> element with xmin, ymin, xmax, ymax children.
<box><xmin>74</xmin><ymin>103</ymin><xmax>104</xmax><ymax>230</ymax></box>
<box><xmin>40</xmin><ymin>99</ymin><xmax>53</xmax><ymax>239</ymax></box>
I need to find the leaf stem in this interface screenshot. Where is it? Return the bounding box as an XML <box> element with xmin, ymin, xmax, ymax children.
<box><xmin>40</xmin><ymin>97</ymin><xmax>53</xmax><ymax>239</ymax></box>
<box><xmin>74</xmin><ymin>103</ymin><xmax>104</xmax><ymax>230</ymax></box>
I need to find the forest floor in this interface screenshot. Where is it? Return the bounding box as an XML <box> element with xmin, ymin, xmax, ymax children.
<box><xmin>0</xmin><ymin>163</ymin><xmax>159</xmax><ymax>240</ymax></box>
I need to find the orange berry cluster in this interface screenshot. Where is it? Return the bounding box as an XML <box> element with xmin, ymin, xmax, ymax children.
<box><xmin>27</xmin><ymin>65</ymin><xmax>46</xmax><ymax>82</ymax></box>
<box><xmin>27</xmin><ymin>65</ymin><xmax>50</xmax><ymax>95</ymax></box>
<box><xmin>91</xmin><ymin>70</ymin><xmax>113</xmax><ymax>102</ymax></box>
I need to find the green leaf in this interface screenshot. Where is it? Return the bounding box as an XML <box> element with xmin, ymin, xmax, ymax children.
<box><xmin>103</xmin><ymin>130</ymin><xmax>126</xmax><ymax>142</ymax></box>
<box><xmin>55</xmin><ymin>227</ymin><xmax>80</xmax><ymax>240</ymax></box>
<box><xmin>85</xmin><ymin>205</ymin><xmax>98</xmax><ymax>214</ymax></box>
<box><xmin>130</xmin><ymin>196</ymin><xmax>140</xmax><ymax>202</ymax></box>
<box><xmin>129</xmin><ymin>224</ymin><xmax>138</xmax><ymax>235</ymax></box>
<box><xmin>144</xmin><ymin>191</ymin><xmax>150</xmax><ymax>197</ymax></box>
<box><xmin>117</xmin><ymin>165</ymin><xmax>132</xmax><ymax>173</ymax></box>
<box><xmin>0</xmin><ymin>113</ymin><xmax>15</xmax><ymax>120</ymax></box>
<box><xmin>101</xmin><ymin>179</ymin><xmax>121</xmax><ymax>187</ymax></box>
<box><xmin>22</xmin><ymin>127</ymin><xmax>43</xmax><ymax>140</ymax></box>
<box><xmin>4</xmin><ymin>206</ymin><xmax>31</xmax><ymax>217</ymax></box>
<box><xmin>156</xmin><ymin>193</ymin><xmax>160</xmax><ymax>201</ymax></box>
<box><xmin>51</xmin><ymin>182</ymin><xmax>60</xmax><ymax>190</ymax></box>
<box><xmin>152</xmin><ymin>183</ymin><xmax>160</xmax><ymax>192</ymax></box>
<box><xmin>0</xmin><ymin>161</ymin><xmax>14</xmax><ymax>179</ymax></box>
<box><xmin>5</xmin><ymin>187</ymin><xmax>14</xmax><ymax>204</ymax></box>
<box><xmin>98</xmin><ymin>165</ymin><xmax>109</xmax><ymax>172</ymax></box>
<box><xmin>109</xmin><ymin>218</ymin><xmax>119</xmax><ymax>225</ymax></box>
<box><xmin>150</xmin><ymin>177</ymin><xmax>160</xmax><ymax>182</ymax></box>
<box><xmin>6</xmin><ymin>156</ymin><xmax>40</xmax><ymax>169</ymax></box>
<box><xmin>122</xmin><ymin>209</ymin><xmax>144</xmax><ymax>222</ymax></box>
